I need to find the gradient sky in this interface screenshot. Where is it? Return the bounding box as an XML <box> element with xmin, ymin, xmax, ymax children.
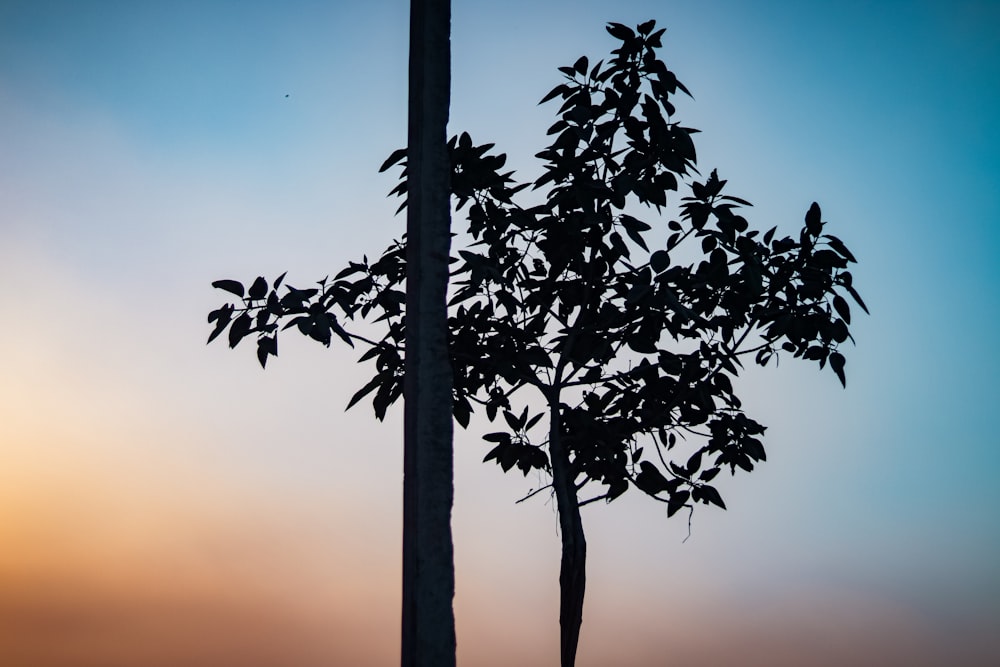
<box><xmin>1</xmin><ymin>1</ymin><xmax>998</xmax><ymax>665</ymax></box>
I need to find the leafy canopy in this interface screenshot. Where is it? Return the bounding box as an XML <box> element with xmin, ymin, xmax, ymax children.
<box><xmin>207</xmin><ymin>18</ymin><xmax>865</xmax><ymax>519</ymax></box>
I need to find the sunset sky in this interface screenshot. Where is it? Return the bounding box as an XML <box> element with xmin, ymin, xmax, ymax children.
<box><xmin>1</xmin><ymin>1</ymin><xmax>998</xmax><ymax>665</ymax></box>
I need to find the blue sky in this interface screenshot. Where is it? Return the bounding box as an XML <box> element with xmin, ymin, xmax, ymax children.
<box><xmin>1</xmin><ymin>1</ymin><xmax>998</xmax><ymax>665</ymax></box>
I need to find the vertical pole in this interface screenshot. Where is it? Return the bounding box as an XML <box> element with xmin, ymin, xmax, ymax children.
<box><xmin>401</xmin><ymin>1</ymin><xmax>454</xmax><ymax>666</ymax></box>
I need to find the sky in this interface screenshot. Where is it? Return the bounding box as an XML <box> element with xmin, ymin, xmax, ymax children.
<box><xmin>1</xmin><ymin>0</ymin><xmax>998</xmax><ymax>665</ymax></box>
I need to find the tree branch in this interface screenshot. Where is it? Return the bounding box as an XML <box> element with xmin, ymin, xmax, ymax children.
<box><xmin>516</xmin><ymin>484</ymin><xmax>553</xmax><ymax>504</ymax></box>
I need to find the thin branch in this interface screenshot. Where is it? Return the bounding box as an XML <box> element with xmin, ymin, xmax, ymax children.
<box><xmin>678</xmin><ymin>424</ymin><xmax>711</xmax><ymax>439</ymax></box>
<box><xmin>346</xmin><ymin>331</ymin><xmax>385</xmax><ymax>349</ymax></box>
<box><xmin>516</xmin><ymin>484</ymin><xmax>554</xmax><ymax>504</ymax></box>
<box><xmin>577</xmin><ymin>493</ymin><xmax>610</xmax><ymax>508</ymax></box>
<box><xmin>681</xmin><ymin>505</ymin><xmax>694</xmax><ymax>543</ymax></box>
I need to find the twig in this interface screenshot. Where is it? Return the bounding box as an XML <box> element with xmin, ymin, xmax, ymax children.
<box><xmin>515</xmin><ymin>485</ymin><xmax>553</xmax><ymax>504</ymax></box>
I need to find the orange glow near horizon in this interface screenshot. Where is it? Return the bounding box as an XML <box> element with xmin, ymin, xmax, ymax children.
<box><xmin>0</xmin><ymin>326</ymin><xmax>398</xmax><ymax>665</ymax></box>
<box><xmin>0</xmin><ymin>431</ymin><xmax>401</xmax><ymax>667</ymax></box>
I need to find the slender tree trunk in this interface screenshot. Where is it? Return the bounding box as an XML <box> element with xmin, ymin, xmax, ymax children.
<box><xmin>401</xmin><ymin>1</ymin><xmax>454</xmax><ymax>666</ymax></box>
<box><xmin>548</xmin><ymin>394</ymin><xmax>587</xmax><ymax>667</ymax></box>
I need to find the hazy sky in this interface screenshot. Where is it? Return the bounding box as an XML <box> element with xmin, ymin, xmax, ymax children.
<box><xmin>1</xmin><ymin>1</ymin><xmax>998</xmax><ymax>665</ymax></box>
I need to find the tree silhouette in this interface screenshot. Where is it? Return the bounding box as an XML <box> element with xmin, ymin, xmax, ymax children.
<box><xmin>402</xmin><ymin>1</ymin><xmax>456</xmax><ymax>665</ymax></box>
<box><xmin>207</xmin><ymin>20</ymin><xmax>865</xmax><ymax>667</ymax></box>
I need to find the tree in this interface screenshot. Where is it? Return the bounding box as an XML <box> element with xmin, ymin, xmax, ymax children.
<box><xmin>402</xmin><ymin>1</ymin><xmax>456</xmax><ymax>666</ymax></box>
<box><xmin>207</xmin><ymin>20</ymin><xmax>865</xmax><ymax>667</ymax></box>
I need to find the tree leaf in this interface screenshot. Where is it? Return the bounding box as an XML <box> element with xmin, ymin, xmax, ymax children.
<box><xmin>763</xmin><ymin>226</ymin><xmax>777</xmax><ymax>246</ymax></box>
<box><xmin>606</xmin><ymin>22</ymin><xmax>634</xmax><ymax>41</ymax></box>
<box><xmin>454</xmin><ymin>396</ymin><xmax>472</xmax><ymax>429</ymax></box>
<box><xmin>832</xmin><ymin>294</ymin><xmax>851</xmax><ymax>324</ymax></box>
<box><xmin>498</xmin><ymin>446</ymin><xmax>517</xmax><ymax>472</ymax></box>
<box><xmin>483</xmin><ymin>443</ymin><xmax>507</xmax><ymax>463</ymax></box>
<box><xmin>825</xmin><ymin>235</ymin><xmax>857</xmax><ymax>263</ymax></box>
<box><xmin>844</xmin><ymin>284</ymin><xmax>870</xmax><ymax>314</ymax></box>
<box><xmin>686</xmin><ymin>449</ymin><xmax>703</xmax><ymax>475</ymax></box>
<box><xmin>206</xmin><ymin>305</ymin><xmax>233</xmax><ymax>344</ymax></box>
<box><xmin>698</xmin><ymin>484</ymin><xmax>726</xmax><ymax>509</ymax></box>
<box><xmin>248</xmin><ymin>276</ymin><xmax>268</xmax><ymax>300</ymax></box>
<box><xmin>829</xmin><ymin>351</ymin><xmax>847</xmax><ymax>387</ymax></box>
<box><xmin>542</xmin><ymin>85</ymin><xmax>571</xmax><ymax>106</ymax></box>
<box><xmin>805</xmin><ymin>202</ymin><xmax>823</xmax><ymax>236</ymax></box>
<box><xmin>606</xmin><ymin>477</ymin><xmax>628</xmax><ymax>502</ymax></box>
<box><xmin>620</xmin><ymin>216</ymin><xmax>650</xmax><ymax>250</ymax></box>
<box><xmin>742</xmin><ymin>438</ymin><xmax>767</xmax><ymax>462</ymax></box>
<box><xmin>650</xmin><ymin>249</ymin><xmax>670</xmax><ymax>272</ymax></box>
<box><xmin>525</xmin><ymin>412</ymin><xmax>544</xmax><ymax>431</ymax></box>
<box><xmin>346</xmin><ymin>375</ymin><xmax>382</xmax><ymax>411</ymax></box>
<box><xmin>212</xmin><ymin>279</ymin><xmax>244</xmax><ymax>298</ymax></box>
<box><xmin>699</xmin><ymin>468</ymin><xmax>720</xmax><ymax>482</ymax></box>
<box><xmin>227</xmin><ymin>313</ymin><xmax>252</xmax><ymax>348</ymax></box>
<box><xmin>635</xmin><ymin>461</ymin><xmax>669</xmax><ymax>495</ymax></box>
<box><xmin>256</xmin><ymin>335</ymin><xmax>277</xmax><ymax>369</ymax></box>
<box><xmin>720</xmin><ymin>195</ymin><xmax>753</xmax><ymax>207</ymax></box>
<box><xmin>667</xmin><ymin>490</ymin><xmax>689</xmax><ymax>517</ymax></box>
<box><xmin>378</xmin><ymin>148</ymin><xmax>407</xmax><ymax>172</ymax></box>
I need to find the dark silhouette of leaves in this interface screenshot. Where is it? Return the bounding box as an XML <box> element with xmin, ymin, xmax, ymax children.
<box><xmin>248</xmin><ymin>276</ymin><xmax>268</xmax><ymax>300</ymax></box>
<box><xmin>206</xmin><ymin>20</ymin><xmax>866</xmax><ymax>667</ymax></box>
<box><xmin>211</xmin><ymin>279</ymin><xmax>244</xmax><ymax>298</ymax></box>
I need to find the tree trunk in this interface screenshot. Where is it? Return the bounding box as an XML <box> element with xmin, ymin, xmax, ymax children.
<box><xmin>548</xmin><ymin>395</ymin><xmax>587</xmax><ymax>667</ymax></box>
<box><xmin>401</xmin><ymin>1</ymin><xmax>455</xmax><ymax>666</ymax></box>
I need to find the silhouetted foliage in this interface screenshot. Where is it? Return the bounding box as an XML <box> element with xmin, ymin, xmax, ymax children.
<box><xmin>208</xmin><ymin>20</ymin><xmax>865</xmax><ymax>667</ymax></box>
